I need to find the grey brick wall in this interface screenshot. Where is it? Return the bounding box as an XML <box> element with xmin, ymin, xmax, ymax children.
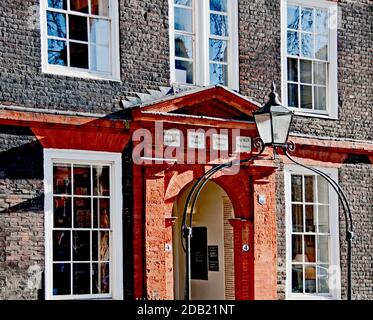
<box><xmin>0</xmin><ymin>126</ymin><xmax>44</xmax><ymax>300</ymax></box>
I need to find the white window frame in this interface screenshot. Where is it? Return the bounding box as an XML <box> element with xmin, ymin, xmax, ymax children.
<box><xmin>169</xmin><ymin>0</ymin><xmax>239</xmax><ymax>90</ymax></box>
<box><xmin>40</xmin><ymin>0</ymin><xmax>121</xmax><ymax>81</ymax></box>
<box><xmin>284</xmin><ymin>164</ymin><xmax>341</xmax><ymax>300</ymax></box>
<box><xmin>280</xmin><ymin>0</ymin><xmax>338</xmax><ymax>119</ymax></box>
<box><xmin>44</xmin><ymin>149</ymin><xmax>123</xmax><ymax>300</ymax></box>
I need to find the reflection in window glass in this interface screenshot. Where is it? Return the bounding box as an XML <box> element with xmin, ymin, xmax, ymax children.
<box><xmin>209</xmin><ymin>63</ymin><xmax>228</xmax><ymax>85</ymax></box>
<box><xmin>48</xmin><ymin>0</ymin><xmax>67</xmax><ymax>10</ymax></box>
<box><xmin>210</xmin><ymin>14</ymin><xmax>228</xmax><ymax>36</ymax></box>
<box><xmin>91</xmin><ymin>0</ymin><xmax>110</xmax><ymax>16</ymax></box>
<box><xmin>174</xmin><ymin>7</ymin><xmax>193</xmax><ymax>32</ymax></box>
<box><xmin>210</xmin><ymin>0</ymin><xmax>227</xmax><ymax>12</ymax></box>
<box><xmin>175</xmin><ymin>35</ymin><xmax>193</xmax><ymax>59</ymax></box>
<box><xmin>47</xmin><ymin>11</ymin><xmax>67</xmax><ymax>38</ymax></box>
<box><xmin>175</xmin><ymin>60</ymin><xmax>193</xmax><ymax>84</ymax></box>
<box><xmin>70</xmin><ymin>0</ymin><xmax>89</xmax><ymax>13</ymax></box>
<box><xmin>209</xmin><ymin>39</ymin><xmax>227</xmax><ymax>62</ymax></box>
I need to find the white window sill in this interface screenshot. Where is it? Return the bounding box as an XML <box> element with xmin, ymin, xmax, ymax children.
<box><xmin>292</xmin><ymin>110</ymin><xmax>339</xmax><ymax>120</ymax></box>
<box><xmin>42</xmin><ymin>66</ymin><xmax>121</xmax><ymax>83</ymax></box>
<box><xmin>287</xmin><ymin>294</ymin><xmax>339</xmax><ymax>300</ymax></box>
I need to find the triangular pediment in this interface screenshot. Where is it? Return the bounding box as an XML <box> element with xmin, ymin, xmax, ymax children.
<box><xmin>131</xmin><ymin>85</ymin><xmax>261</xmax><ymax>123</ymax></box>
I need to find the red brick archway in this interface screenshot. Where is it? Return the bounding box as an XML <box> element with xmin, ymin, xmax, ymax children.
<box><xmin>132</xmin><ymin>162</ymin><xmax>278</xmax><ymax>300</ymax></box>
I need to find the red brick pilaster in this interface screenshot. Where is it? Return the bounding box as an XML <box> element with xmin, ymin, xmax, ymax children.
<box><xmin>252</xmin><ymin>174</ymin><xmax>277</xmax><ymax>300</ymax></box>
<box><xmin>229</xmin><ymin>219</ymin><xmax>254</xmax><ymax>300</ymax></box>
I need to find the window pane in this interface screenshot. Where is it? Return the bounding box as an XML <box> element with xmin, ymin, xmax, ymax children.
<box><xmin>53</xmin><ymin>263</ymin><xmax>71</xmax><ymax>295</ymax></box>
<box><xmin>292</xmin><ymin>235</ymin><xmax>303</xmax><ymax>261</ymax></box>
<box><xmin>304</xmin><ymin>175</ymin><xmax>314</xmax><ymax>202</ymax></box>
<box><xmin>94</xmin><ymin>198</ymin><xmax>110</xmax><ymax>229</ymax></box>
<box><xmin>317</xmin><ymin>235</ymin><xmax>329</xmax><ymax>263</ymax></box>
<box><xmin>93</xmin><ymin>231</ymin><xmax>109</xmax><ymax>261</ymax></box>
<box><xmin>301</xmin><ymin>7</ymin><xmax>313</xmax><ymax>32</ymax></box>
<box><xmin>287</xmin><ymin>31</ymin><xmax>299</xmax><ymax>56</ymax></box>
<box><xmin>73</xmin><ymin>165</ymin><xmax>91</xmax><ymax>195</ymax></box>
<box><xmin>70</xmin><ymin>0</ymin><xmax>89</xmax><ymax>13</ymax></box>
<box><xmin>304</xmin><ymin>235</ymin><xmax>316</xmax><ymax>262</ymax></box>
<box><xmin>313</xmin><ymin>62</ymin><xmax>326</xmax><ymax>85</ymax></box>
<box><xmin>69</xmin><ymin>15</ymin><xmax>88</xmax><ymax>41</ymax></box>
<box><xmin>210</xmin><ymin>0</ymin><xmax>227</xmax><ymax>12</ymax></box>
<box><xmin>174</xmin><ymin>7</ymin><xmax>193</xmax><ymax>32</ymax></box>
<box><xmin>317</xmin><ymin>265</ymin><xmax>329</xmax><ymax>293</ymax></box>
<box><xmin>287</xmin><ymin>5</ymin><xmax>299</xmax><ymax>29</ymax></box>
<box><xmin>93</xmin><ymin>166</ymin><xmax>110</xmax><ymax>196</ymax></box>
<box><xmin>99</xmin><ymin>199</ymin><xmax>110</xmax><ymax>229</ymax></box>
<box><xmin>287</xmin><ymin>83</ymin><xmax>299</xmax><ymax>108</ymax></box>
<box><xmin>300</xmin><ymin>85</ymin><xmax>312</xmax><ymax>109</ymax></box>
<box><xmin>47</xmin><ymin>11</ymin><xmax>67</xmax><ymax>38</ymax></box>
<box><xmin>73</xmin><ymin>231</ymin><xmax>90</xmax><ymax>261</ymax></box>
<box><xmin>305</xmin><ymin>205</ymin><xmax>316</xmax><ymax>232</ymax></box>
<box><xmin>210</xmin><ymin>14</ymin><xmax>228</xmax><ymax>36</ymax></box>
<box><xmin>292</xmin><ymin>204</ymin><xmax>303</xmax><ymax>232</ymax></box>
<box><xmin>100</xmin><ymin>231</ymin><xmax>110</xmax><ymax>261</ymax></box>
<box><xmin>305</xmin><ymin>265</ymin><xmax>316</xmax><ymax>293</ymax></box>
<box><xmin>92</xmin><ymin>231</ymin><xmax>98</xmax><ymax>261</ymax></box>
<box><xmin>301</xmin><ymin>33</ymin><xmax>314</xmax><ymax>58</ymax></box>
<box><xmin>300</xmin><ymin>60</ymin><xmax>312</xmax><ymax>84</ymax></box>
<box><xmin>48</xmin><ymin>0</ymin><xmax>67</xmax><ymax>10</ymax></box>
<box><xmin>314</xmin><ymin>86</ymin><xmax>326</xmax><ymax>111</ymax></box>
<box><xmin>48</xmin><ymin>39</ymin><xmax>68</xmax><ymax>66</ymax></box>
<box><xmin>315</xmin><ymin>9</ymin><xmax>328</xmax><ymax>34</ymax></box>
<box><xmin>315</xmin><ymin>35</ymin><xmax>328</xmax><ymax>60</ymax></box>
<box><xmin>209</xmin><ymin>63</ymin><xmax>228</xmax><ymax>85</ymax></box>
<box><xmin>70</xmin><ymin>42</ymin><xmax>89</xmax><ymax>68</ymax></box>
<box><xmin>291</xmin><ymin>175</ymin><xmax>303</xmax><ymax>201</ymax></box>
<box><xmin>318</xmin><ymin>205</ymin><xmax>329</xmax><ymax>233</ymax></box>
<box><xmin>54</xmin><ymin>197</ymin><xmax>72</xmax><ymax>228</ymax></box>
<box><xmin>53</xmin><ymin>231</ymin><xmax>71</xmax><ymax>261</ymax></box>
<box><xmin>317</xmin><ymin>176</ymin><xmax>329</xmax><ymax>204</ymax></box>
<box><xmin>53</xmin><ymin>164</ymin><xmax>71</xmax><ymax>194</ymax></box>
<box><xmin>287</xmin><ymin>58</ymin><xmax>298</xmax><ymax>82</ymax></box>
<box><xmin>292</xmin><ymin>265</ymin><xmax>303</xmax><ymax>293</ymax></box>
<box><xmin>175</xmin><ymin>34</ymin><xmax>193</xmax><ymax>59</ymax></box>
<box><xmin>90</xmin><ymin>19</ymin><xmax>110</xmax><ymax>45</ymax></box>
<box><xmin>91</xmin><ymin>0</ymin><xmax>110</xmax><ymax>16</ymax></box>
<box><xmin>174</xmin><ymin>0</ymin><xmax>192</xmax><ymax>6</ymax></box>
<box><xmin>91</xmin><ymin>45</ymin><xmax>110</xmax><ymax>73</ymax></box>
<box><xmin>74</xmin><ymin>197</ymin><xmax>91</xmax><ymax>228</ymax></box>
<box><xmin>73</xmin><ymin>263</ymin><xmax>90</xmax><ymax>294</ymax></box>
<box><xmin>100</xmin><ymin>263</ymin><xmax>110</xmax><ymax>293</ymax></box>
<box><xmin>175</xmin><ymin>60</ymin><xmax>193</xmax><ymax>84</ymax></box>
<box><xmin>209</xmin><ymin>39</ymin><xmax>227</xmax><ymax>62</ymax></box>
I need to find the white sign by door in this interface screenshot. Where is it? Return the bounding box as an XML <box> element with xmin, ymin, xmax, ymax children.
<box><xmin>212</xmin><ymin>134</ymin><xmax>229</xmax><ymax>151</ymax></box>
<box><xmin>163</xmin><ymin>129</ymin><xmax>181</xmax><ymax>147</ymax></box>
<box><xmin>188</xmin><ymin>132</ymin><xmax>205</xmax><ymax>149</ymax></box>
<box><xmin>235</xmin><ymin>136</ymin><xmax>252</xmax><ymax>153</ymax></box>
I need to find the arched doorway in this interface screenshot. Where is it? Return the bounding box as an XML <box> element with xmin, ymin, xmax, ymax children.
<box><xmin>172</xmin><ymin>180</ymin><xmax>235</xmax><ymax>300</ymax></box>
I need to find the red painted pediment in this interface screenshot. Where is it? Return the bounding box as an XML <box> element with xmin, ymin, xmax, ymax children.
<box><xmin>131</xmin><ymin>85</ymin><xmax>261</xmax><ymax>123</ymax></box>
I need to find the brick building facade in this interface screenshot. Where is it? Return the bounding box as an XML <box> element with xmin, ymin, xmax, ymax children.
<box><xmin>0</xmin><ymin>0</ymin><xmax>372</xmax><ymax>300</ymax></box>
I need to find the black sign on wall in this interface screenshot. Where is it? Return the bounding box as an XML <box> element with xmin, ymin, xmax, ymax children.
<box><xmin>190</xmin><ymin>227</ymin><xmax>208</xmax><ymax>280</ymax></box>
<box><xmin>208</xmin><ymin>245</ymin><xmax>219</xmax><ymax>272</ymax></box>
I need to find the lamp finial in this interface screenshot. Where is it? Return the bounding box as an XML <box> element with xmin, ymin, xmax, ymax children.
<box><xmin>268</xmin><ymin>81</ymin><xmax>281</xmax><ymax>106</ymax></box>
